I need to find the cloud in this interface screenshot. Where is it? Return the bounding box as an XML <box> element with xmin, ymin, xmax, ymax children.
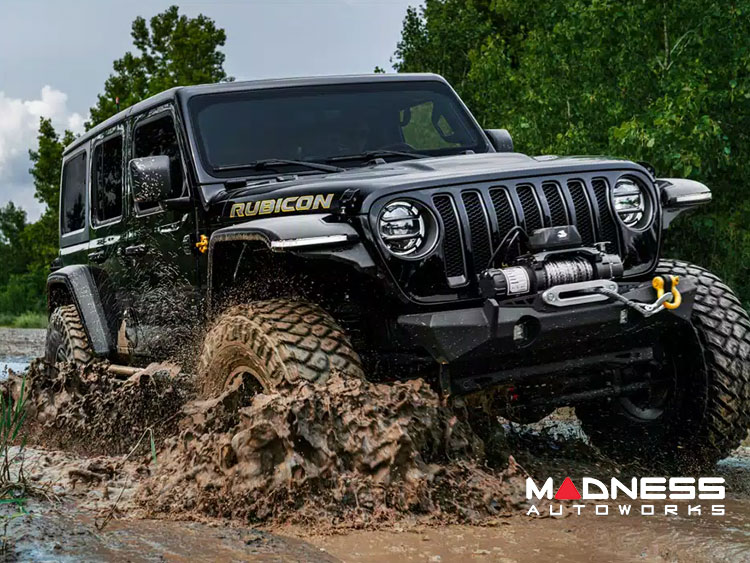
<box><xmin>0</xmin><ymin>86</ymin><xmax>85</xmax><ymax>220</ymax></box>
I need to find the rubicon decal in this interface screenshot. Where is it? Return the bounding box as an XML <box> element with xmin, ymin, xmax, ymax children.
<box><xmin>525</xmin><ymin>476</ymin><xmax>726</xmax><ymax>517</ymax></box>
<box><xmin>229</xmin><ymin>193</ymin><xmax>334</xmax><ymax>218</ymax></box>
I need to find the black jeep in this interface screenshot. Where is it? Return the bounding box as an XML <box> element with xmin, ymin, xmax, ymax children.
<box><xmin>46</xmin><ymin>74</ymin><xmax>749</xmax><ymax>468</ymax></box>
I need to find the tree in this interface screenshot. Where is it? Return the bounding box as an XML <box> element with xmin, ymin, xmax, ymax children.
<box><xmin>88</xmin><ymin>5</ymin><xmax>232</xmax><ymax>127</ymax></box>
<box><xmin>392</xmin><ymin>0</ymin><xmax>750</xmax><ymax>305</ymax></box>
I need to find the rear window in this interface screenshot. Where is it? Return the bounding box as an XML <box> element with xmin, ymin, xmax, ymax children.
<box><xmin>61</xmin><ymin>152</ymin><xmax>87</xmax><ymax>234</ymax></box>
<box><xmin>91</xmin><ymin>134</ymin><xmax>123</xmax><ymax>223</ymax></box>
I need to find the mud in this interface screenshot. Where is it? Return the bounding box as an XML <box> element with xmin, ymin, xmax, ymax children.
<box><xmin>6</xmin><ymin>360</ymin><xmax>195</xmax><ymax>456</ymax></box>
<box><xmin>140</xmin><ymin>373</ymin><xmax>535</xmax><ymax>528</ymax></box>
<box><xmin>3</xmin><ymin>447</ymin><xmax>337</xmax><ymax>562</ymax></box>
<box><xmin>0</xmin><ymin>352</ymin><xmax>748</xmax><ymax>561</ymax></box>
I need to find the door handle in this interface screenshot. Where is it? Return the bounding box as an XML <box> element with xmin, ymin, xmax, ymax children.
<box><xmin>124</xmin><ymin>244</ymin><xmax>148</xmax><ymax>257</ymax></box>
<box><xmin>88</xmin><ymin>250</ymin><xmax>106</xmax><ymax>263</ymax></box>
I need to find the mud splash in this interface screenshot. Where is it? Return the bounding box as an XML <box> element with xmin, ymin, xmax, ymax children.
<box><xmin>139</xmin><ymin>374</ymin><xmax>533</xmax><ymax>528</ymax></box>
<box><xmin>6</xmin><ymin>360</ymin><xmax>195</xmax><ymax>456</ymax></box>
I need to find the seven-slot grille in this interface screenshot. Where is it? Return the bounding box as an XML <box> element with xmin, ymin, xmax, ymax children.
<box><xmin>431</xmin><ymin>176</ymin><xmax>620</xmax><ymax>288</ymax></box>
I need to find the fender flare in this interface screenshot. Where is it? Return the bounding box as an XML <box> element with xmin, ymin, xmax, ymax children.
<box><xmin>47</xmin><ymin>265</ymin><xmax>114</xmax><ymax>357</ymax></box>
<box><xmin>207</xmin><ymin>214</ymin><xmax>377</xmax><ymax>308</ymax></box>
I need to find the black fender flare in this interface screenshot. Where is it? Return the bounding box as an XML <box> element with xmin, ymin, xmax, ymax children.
<box><xmin>207</xmin><ymin>214</ymin><xmax>377</xmax><ymax>308</ymax></box>
<box><xmin>47</xmin><ymin>265</ymin><xmax>113</xmax><ymax>357</ymax></box>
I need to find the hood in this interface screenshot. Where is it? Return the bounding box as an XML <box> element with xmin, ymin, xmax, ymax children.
<box><xmin>211</xmin><ymin>152</ymin><xmax>646</xmax><ymax>222</ymax></box>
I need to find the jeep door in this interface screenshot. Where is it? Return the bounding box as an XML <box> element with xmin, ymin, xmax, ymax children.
<box><xmin>88</xmin><ymin>124</ymin><xmax>128</xmax><ymax>348</ymax></box>
<box><xmin>120</xmin><ymin>106</ymin><xmax>203</xmax><ymax>358</ymax></box>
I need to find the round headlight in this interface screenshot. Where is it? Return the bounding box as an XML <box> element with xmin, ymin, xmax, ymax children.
<box><xmin>612</xmin><ymin>178</ymin><xmax>652</xmax><ymax>230</ymax></box>
<box><xmin>378</xmin><ymin>200</ymin><xmax>438</xmax><ymax>259</ymax></box>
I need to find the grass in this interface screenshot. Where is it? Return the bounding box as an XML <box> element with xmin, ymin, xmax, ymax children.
<box><xmin>0</xmin><ymin>377</ymin><xmax>30</xmax><ymax>555</ymax></box>
<box><xmin>0</xmin><ymin>312</ymin><xmax>47</xmax><ymax>329</ymax></box>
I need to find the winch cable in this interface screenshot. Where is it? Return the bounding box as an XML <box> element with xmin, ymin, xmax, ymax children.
<box><xmin>587</xmin><ymin>285</ymin><xmax>675</xmax><ymax>317</ymax></box>
<box><xmin>487</xmin><ymin>225</ymin><xmax>528</xmax><ymax>269</ymax></box>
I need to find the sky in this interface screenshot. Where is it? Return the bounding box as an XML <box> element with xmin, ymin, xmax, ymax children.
<box><xmin>0</xmin><ymin>0</ymin><xmax>415</xmax><ymax>220</ymax></box>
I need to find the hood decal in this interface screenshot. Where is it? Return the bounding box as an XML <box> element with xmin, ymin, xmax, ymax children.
<box><xmin>229</xmin><ymin>193</ymin><xmax>334</xmax><ymax>219</ymax></box>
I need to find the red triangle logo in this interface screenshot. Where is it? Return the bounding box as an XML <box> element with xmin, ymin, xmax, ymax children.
<box><xmin>555</xmin><ymin>477</ymin><xmax>581</xmax><ymax>500</ymax></box>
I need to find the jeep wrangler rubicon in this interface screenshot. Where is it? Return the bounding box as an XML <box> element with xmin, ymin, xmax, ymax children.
<box><xmin>46</xmin><ymin>74</ymin><xmax>749</xmax><ymax>468</ymax></box>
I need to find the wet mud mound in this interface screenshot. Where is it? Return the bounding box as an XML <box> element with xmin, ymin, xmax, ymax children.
<box><xmin>6</xmin><ymin>360</ymin><xmax>196</xmax><ymax>455</ymax></box>
<box><xmin>139</xmin><ymin>374</ymin><xmax>533</xmax><ymax>528</ymax></box>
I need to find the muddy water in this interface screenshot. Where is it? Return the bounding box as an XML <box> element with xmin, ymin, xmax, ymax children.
<box><xmin>0</xmin><ymin>327</ymin><xmax>45</xmax><ymax>376</ymax></box>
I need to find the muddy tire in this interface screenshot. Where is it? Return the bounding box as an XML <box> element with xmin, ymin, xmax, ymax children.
<box><xmin>199</xmin><ymin>299</ymin><xmax>364</xmax><ymax>397</ymax></box>
<box><xmin>45</xmin><ymin>304</ymin><xmax>93</xmax><ymax>366</ymax></box>
<box><xmin>577</xmin><ymin>260</ymin><xmax>750</xmax><ymax>470</ymax></box>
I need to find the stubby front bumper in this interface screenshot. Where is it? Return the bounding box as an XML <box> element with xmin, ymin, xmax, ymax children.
<box><xmin>397</xmin><ymin>279</ymin><xmax>696</xmax><ymax>395</ymax></box>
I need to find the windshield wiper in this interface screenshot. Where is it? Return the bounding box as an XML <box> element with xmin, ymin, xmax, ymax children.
<box><xmin>214</xmin><ymin>158</ymin><xmax>345</xmax><ymax>174</ymax></box>
<box><xmin>326</xmin><ymin>150</ymin><xmax>427</xmax><ymax>163</ymax></box>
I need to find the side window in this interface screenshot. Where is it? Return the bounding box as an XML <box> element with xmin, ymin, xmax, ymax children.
<box><xmin>401</xmin><ymin>101</ymin><xmax>460</xmax><ymax>150</ymax></box>
<box><xmin>61</xmin><ymin>153</ymin><xmax>87</xmax><ymax>234</ymax></box>
<box><xmin>91</xmin><ymin>134</ymin><xmax>123</xmax><ymax>224</ymax></box>
<box><xmin>133</xmin><ymin>113</ymin><xmax>184</xmax><ymax>212</ymax></box>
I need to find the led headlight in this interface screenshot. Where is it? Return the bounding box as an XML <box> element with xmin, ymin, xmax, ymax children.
<box><xmin>613</xmin><ymin>178</ymin><xmax>652</xmax><ymax>230</ymax></box>
<box><xmin>378</xmin><ymin>200</ymin><xmax>438</xmax><ymax>259</ymax></box>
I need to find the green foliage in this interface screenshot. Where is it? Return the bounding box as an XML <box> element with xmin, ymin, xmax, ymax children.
<box><xmin>394</xmin><ymin>0</ymin><xmax>750</xmax><ymax>305</ymax></box>
<box><xmin>88</xmin><ymin>5</ymin><xmax>232</xmax><ymax>127</ymax></box>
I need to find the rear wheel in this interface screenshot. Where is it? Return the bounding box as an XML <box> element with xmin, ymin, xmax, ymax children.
<box><xmin>45</xmin><ymin>305</ymin><xmax>93</xmax><ymax>366</ymax></box>
<box><xmin>199</xmin><ymin>298</ymin><xmax>364</xmax><ymax>398</ymax></box>
<box><xmin>577</xmin><ymin>260</ymin><xmax>750</xmax><ymax>470</ymax></box>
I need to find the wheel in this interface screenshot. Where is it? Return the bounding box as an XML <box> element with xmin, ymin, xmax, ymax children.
<box><xmin>198</xmin><ymin>298</ymin><xmax>364</xmax><ymax>397</ymax></box>
<box><xmin>45</xmin><ymin>304</ymin><xmax>93</xmax><ymax>366</ymax></box>
<box><xmin>577</xmin><ymin>260</ymin><xmax>750</xmax><ymax>470</ymax></box>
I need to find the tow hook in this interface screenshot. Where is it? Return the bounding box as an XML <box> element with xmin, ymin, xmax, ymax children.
<box><xmin>591</xmin><ymin>275</ymin><xmax>681</xmax><ymax>318</ymax></box>
<box><xmin>652</xmin><ymin>275</ymin><xmax>681</xmax><ymax>310</ymax></box>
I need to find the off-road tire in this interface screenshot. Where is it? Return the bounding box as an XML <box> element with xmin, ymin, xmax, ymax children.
<box><xmin>577</xmin><ymin>260</ymin><xmax>750</xmax><ymax>470</ymax></box>
<box><xmin>199</xmin><ymin>298</ymin><xmax>364</xmax><ymax>397</ymax></box>
<box><xmin>45</xmin><ymin>304</ymin><xmax>93</xmax><ymax>366</ymax></box>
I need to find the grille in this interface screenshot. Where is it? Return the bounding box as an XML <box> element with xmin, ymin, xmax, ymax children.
<box><xmin>543</xmin><ymin>182</ymin><xmax>569</xmax><ymax>226</ymax></box>
<box><xmin>461</xmin><ymin>191</ymin><xmax>492</xmax><ymax>269</ymax></box>
<box><xmin>592</xmin><ymin>178</ymin><xmax>619</xmax><ymax>252</ymax></box>
<box><xmin>432</xmin><ymin>195</ymin><xmax>465</xmax><ymax>281</ymax></box>
<box><xmin>517</xmin><ymin>184</ymin><xmax>543</xmax><ymax>233</ymax></box>
<box><xmin>567</xmin><ymin>180</ymin><xmax>595</xmax><ymax>245</ymax></box>
<box><xmin>432</xmin><ymin>175</ymin><xmax>622</xmax><ymax>287</ymax></box>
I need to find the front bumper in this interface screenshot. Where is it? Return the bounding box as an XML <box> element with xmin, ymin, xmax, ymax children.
<box><xmin>397</xmin><ymin>279</ymin><xmax>696</xmax><ymax>393</ymax></box>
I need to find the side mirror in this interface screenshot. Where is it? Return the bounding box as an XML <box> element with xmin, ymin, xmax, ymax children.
<box><xmin>129</xmin><ymin>155</ymin><xmax>172</xmax><ymax>205</ymax></box>
<box><xmin>484</xmin><ymin>129</ymin><xmax>514</xmax><ymax>152</ymax></box>
<box><xmin>657</xmin><ymin>178</ymin><xmax>712</xmax><ymax>229</ymax></box>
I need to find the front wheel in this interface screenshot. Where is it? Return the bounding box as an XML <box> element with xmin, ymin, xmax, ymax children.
<box><xmin>198</xmin><ymin>299</ymin><xmax>364</xmax><ymax>398</ymax></box>
<box><xmin>577</xmin><ymin>260</ymin><xmax>750</xmax><ymax>470</ymax></box>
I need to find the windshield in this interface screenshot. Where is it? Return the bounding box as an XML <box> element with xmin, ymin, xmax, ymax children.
<box><xmin>187</xmin><ymin>80</ymin><xmax>488</xmax><ymax>177</ymax></box>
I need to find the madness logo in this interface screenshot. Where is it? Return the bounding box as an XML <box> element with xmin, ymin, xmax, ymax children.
<box><xmin>525</xmin><ymin>476</ymin><xmax>726</xmax><ymax>517</ymax></box>
<box><xmin>229</xmin><ymin>193</ymin><xmax>334</xmax><ymax>218</ymax></box>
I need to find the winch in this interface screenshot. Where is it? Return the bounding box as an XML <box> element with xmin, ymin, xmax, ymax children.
<box><xmin>478</xmin><ymin>225</ymin><xmax>624</xmax><ymax>300</ymax></box>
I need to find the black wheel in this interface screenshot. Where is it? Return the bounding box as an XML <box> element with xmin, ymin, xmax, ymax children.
<box><xmin>198</xmin><ymin>298</ymin><xmax>364</xmax><ymax>398</ymax></box>
<box><xmin>577</xmin><ymin>260</ymin><xmax>750</xmax><ymax>470</ymax></box>
<box><xmin>45</xmin><ymin>305</ymin><xmax>93</xmax><ymax>366</ymax></box>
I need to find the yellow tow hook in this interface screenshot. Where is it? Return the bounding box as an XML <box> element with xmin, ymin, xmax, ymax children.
<box><xmin>196</xmin><ymin>234</ymin><xmax>209</xmax><ymax>254</ymax></box>
<box><xmin>652</xmin><ymin>275</ymin><xmax>682</xmax><ymax>310</ymax></box>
